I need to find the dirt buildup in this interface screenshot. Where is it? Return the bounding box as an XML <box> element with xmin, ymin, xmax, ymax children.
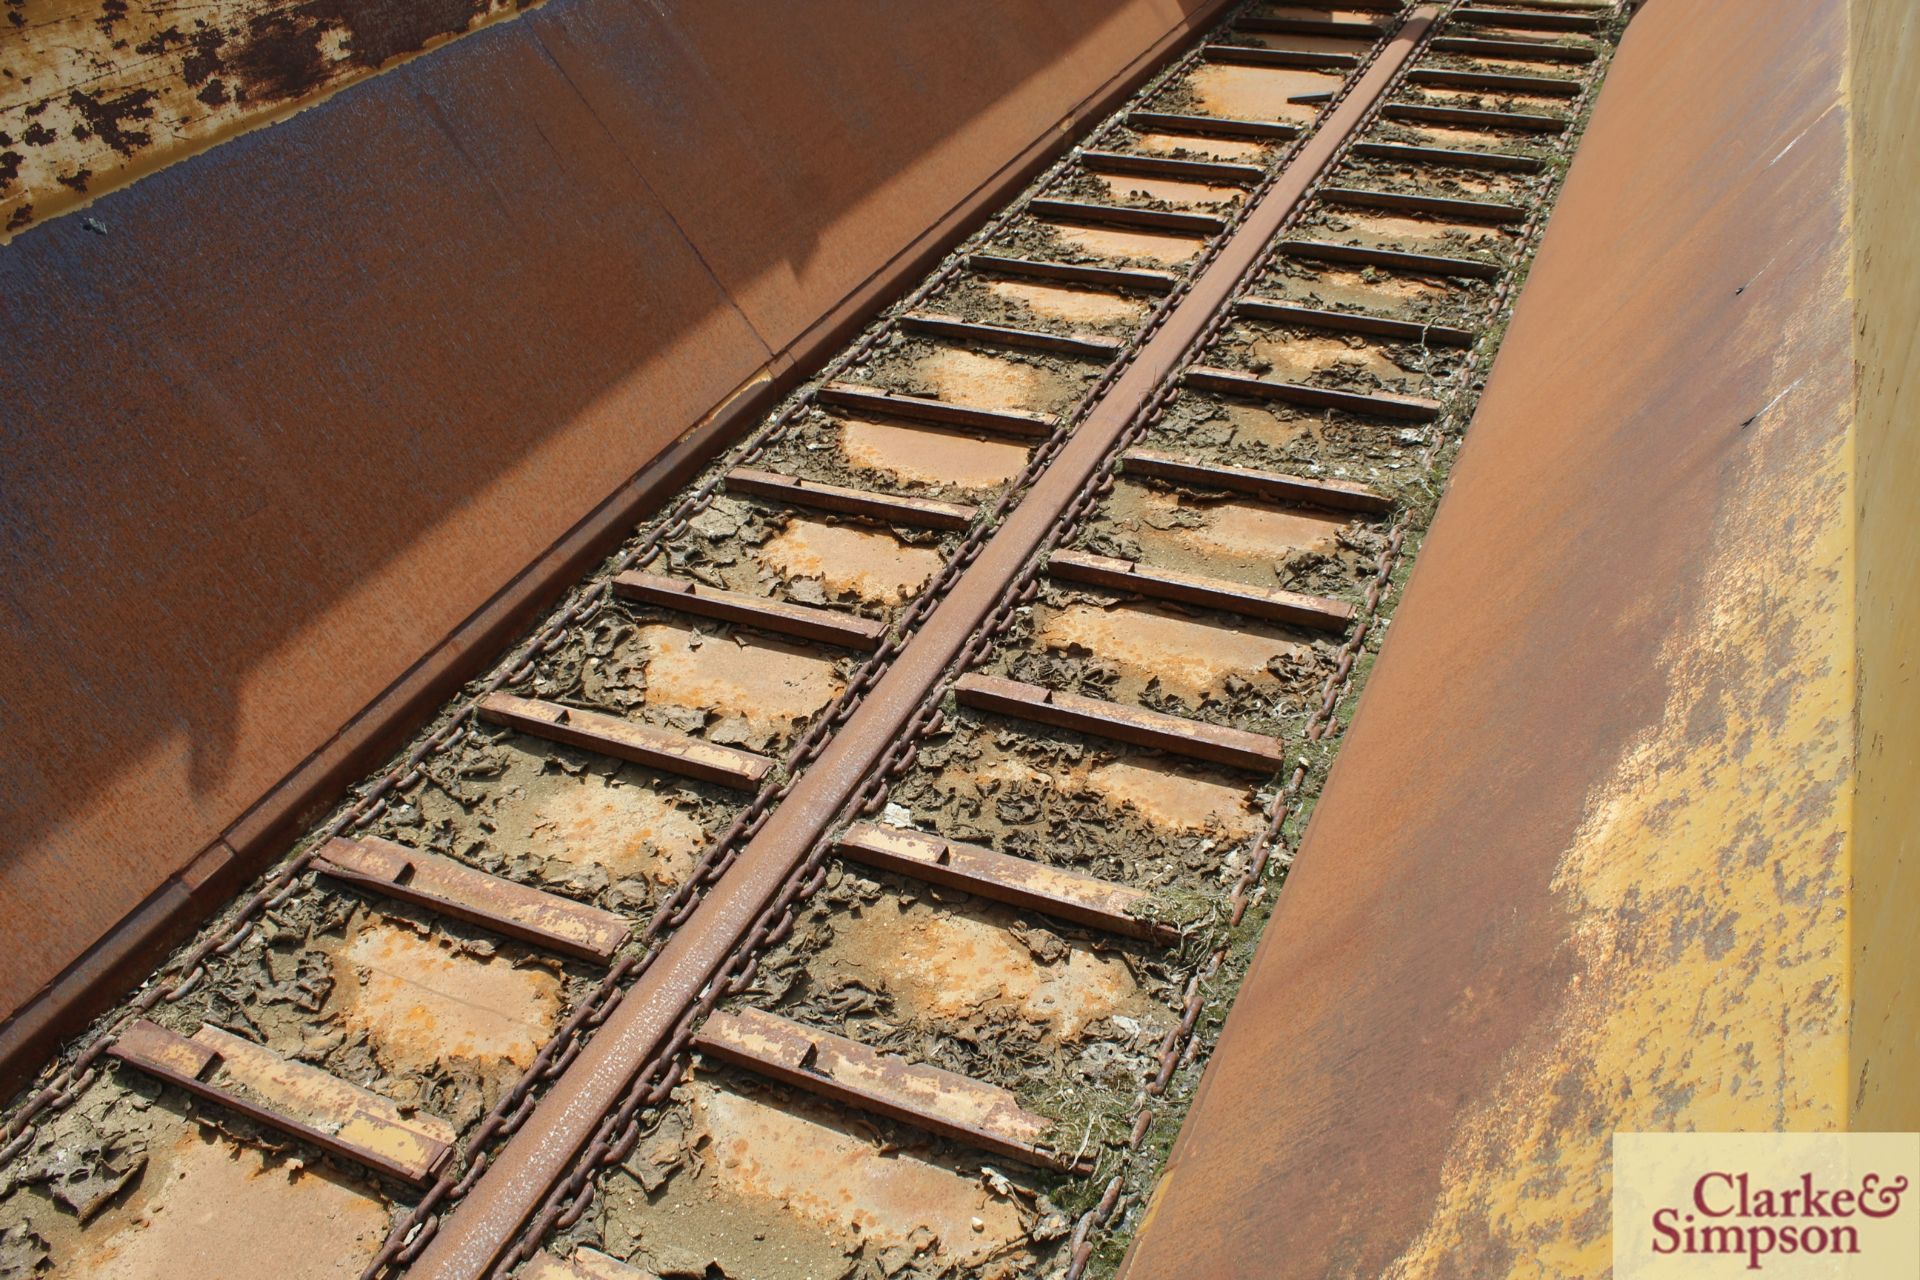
<box><xmin>137</xmin><ymin>886</ymin><xmax>588</xmax><ymax>1138</ymax></box>
<box><xmin>749</xmin><ymin>405</ymin><xmax>1034</xmax><ymax>502</ymax></box>
<box><xmin>732</xmin><ymin>872</ymin><xmax>1179</xmax><ymax>1121</ymax></box>
<box><xmin>371</xmin><ymin>728</ymin><xmax>744</xmax><ymax>919</ymax></box>
<box><xmin>983</xmin><ymin>582</ymin><xmax>1337</xmax><ymax>739</ymax></box>
<box><xmin>555</xmin><ymin>1070</ymin><xmax>1073</xmax><ymax>1280</ymax></box>
<box><xmin>0</xmin><ymin>1088</ymin><xmax>393</xmax><ymax>1279</ymax></box>
<box><xmin>883</xmin><ymin>708</ymin><xmax>1268</xmax><ymax>914</ymax></box>
<box><xmin>1208</xmin><ymin>318</ymin><xmax>1462</xmax><ymax>395</ymax></box>
<box><xmin>994</xmin><ymin>216</ymin><xmax>1207</xmax><ymax>271</ymax></box>
<box><xmin>652</xmin><ymin>495</ymin><xmax>961</xmax><ymax>622</ymax></box>
<box><xmin>923</xmin><ymin>274</ymin><xmax>1151</xmax><ymax>341</ymax></box>
<box><xmin>1048</xmin><ymin>168</ymin><xmax>1243</xmax><ymax>216</ymax></box>
<box><xmin>841</xmin><ymin>338</ymin><xmax>1103</xmax><ymax>421</ymax></box>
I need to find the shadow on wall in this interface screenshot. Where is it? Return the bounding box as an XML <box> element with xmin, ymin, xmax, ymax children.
<box><xmin>0</xmin><ymin>0</ymin><xmax>1207</xmax><ymax>1017</ymax></box>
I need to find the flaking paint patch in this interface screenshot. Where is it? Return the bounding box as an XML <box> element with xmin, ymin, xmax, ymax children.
<box><xmin>1381</xmin><ymin>377</ymin><xmax>1854</xmax><ymax>1276</ymax></box>
<box><xmin>0</xmin><ymin>0</ymin><xmax>542</xmax><ymax>238</ymax></box>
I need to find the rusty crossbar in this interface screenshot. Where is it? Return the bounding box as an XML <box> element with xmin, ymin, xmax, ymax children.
<box><xmin>1045</xmin><ymin>549</ymin><xmax>1355</xmax><ymax>633</ymax></box>
<box><xmin>834</xmin><ymin>821</ymin><xmax>1176</xmax><ymax>943</ymax></box>
<box><xmin>1453</xmin><ymin>6</ymin><xmax>1606</xmax><ymax>33</ymax></box>
<box><xmin>108</xmin><ymin>1020</ymin><xmax>456</xmax><ymax>1185</ymax></box>
<box><xmin>1430</xmin><ymin>33</ymin><xmax>1599</xmax><ymax>62</ymax></box>
<box><xmin>1234</xmin><ymin>14</ymin><xmax>1389</xmax><ymax>38</ymax></box>
<box><xmin>1077</xmin><ymin>148</ymin><xmax>1266</xmax><ymax>186</ymax></box>
<box><xmin>1349</xmin><ymin>139</ymin><xmax>1547</xmax><ymax>171</ymax></box>
<box><xmin>1406</xmin><ymin>66</ymin><xmax>1582</xmax><ymax>95</ymax></box>
<box><xmin>476</xmin><ymin>692</ymin><xmax>773</xmax><ymax>790</ymax></box>
<box><xmin>609</xmin><ymin>569</ymin><xmax>887</xmax><ymax>650</ymax></box>
<box><xmin>723</xmin><ymin>467</ymin><xmax>978</xmax><ymax>530</ymax></box>
<box><xmin>1027</xmin><ymin>197</ymin><xmax>1228</xmax><ymax>237</ymax></box>
<box><xmin>954</xmin><ymin>673</ymin><xmax>1290</xmax><ymax>772</ymax></box>
<box><xmin>315</xmin><ymin>837</ymin><xmax>631</xmax><ymax>964</ymax></box>
<box><xmin>1383</xmin><ymin>101</ymin><xmax>1569</xmax><ymax>131</ymax></box>
<box><xmin>899</xmin><ymin>312</ymin><xmax>1123</xmax><ymax>360</ymax></box>
<box><xmin>1319</xmin><ymin>185</ymin><xmax>1529</xmax><ymax>222</ymax></box>
<box><xmin>1184</xmin><ymin>365</ymin><xmax>1444</xmax><ymax>420</ymax></box>
<box><xmin>1232</xmin><ymin>297</ymin><xmax>1478</xmax><ymax>346</ymax></box>
<box><xmin>816</xmin><ymin>382</ymin><xmax>1060</xmax><ymax>438</ymax></box>
<box><xmin>1119</xmin><ymin>447</ymin><xmax>1394</xmax><ymax>513</ymax></box>
<box><xmin>1200</xmin><ymin>43</ymin><xmax>1360</xmax><ymax>71</ymax></box>
<box><xmin>967</xmin><ymin>253</ymin><xmax>1180</xmax><ymax>295</ymax></box>
<box><xmin>1280</xmin><ymin>238</ymin><xmax>1504</xmax><ymax>277</ymax></box>
<box><xmin>693</xmin><ymin>1007</ymin><xmax>1084</xmax><ymax>1172</ymax></box>
<box><xmin>1126</xmin><ymin>109</ymin><xmax>1301</xmax><ymax>141</ymax></box>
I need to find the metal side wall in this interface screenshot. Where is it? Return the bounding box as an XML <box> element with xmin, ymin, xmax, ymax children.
<box><xmin>1848</xmin><ymin>0</ymin><xmax>1920</xmax><ymax>1135</ymax></box>
<box><xmin>1123</xmin><ymin>0</ymin><xmax>1885</xmax><ymax>1274</ymax></box>
<box><xmin>0</xmin><ymin>0</ymin><xmax>1220</xmax><ymax>1080</ymax></box>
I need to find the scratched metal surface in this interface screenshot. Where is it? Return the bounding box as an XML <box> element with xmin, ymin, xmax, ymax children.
<box><xmin>1120</xmin><ymin>0</ymin><xmax>1859</xmax><ymax>1274</ymax></box>
<box><xmin>0</xmin><ymin>0</ymin><xmax>1208</xmax><ymax>1028</ymax></box>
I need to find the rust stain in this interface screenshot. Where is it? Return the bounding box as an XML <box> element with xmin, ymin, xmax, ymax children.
<box><xmin>0</xmin><ymin>0</ymin><xmax>540</xmax><ymax>237</ymax></box>
<box><xmin>46</xmin><ymin>1125</ymin><xmax>388</xmax><ymax>1279</ymax></box>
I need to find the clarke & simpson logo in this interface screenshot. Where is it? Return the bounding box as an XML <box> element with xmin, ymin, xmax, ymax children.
<box><xmin>1614</xmin><ymin>1133</ymin><xmax>1920</xmax><ymax>1279</ymax></box>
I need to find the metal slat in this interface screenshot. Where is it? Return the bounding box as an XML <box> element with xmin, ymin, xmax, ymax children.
<box><xmin>817</xmin><ymin>382</ymin><xmax>1059</xmax><ymax>439</ymax></box>
<box><xmin>109</xmin><ymin>1021</ymin><xmax>456</xmax><ymax>1184</ymax></box>
<box><xmin>315</xmin><ymin>837</ymin><xmax>630</xmax><ymax>963</ymax></box>
<box><xmin>478</xmin><ymin>692</ymin><xmax>773</xmax><ymax>790</ymax></box>
<box><xmin>1279</xmin><ymin>238</ymin><xmax>1504</xmax><ymax>278</ymax></box>
<box><xmin>954</xmin><ymin>673</ymin><xmax>1288</xmax><ymax>772</ymax></box>
<box><xmin>899</xmin><ymin>312</ymin><xmax>1122</xmax><ymax>360</ymax></box>
<box><xmin>967</xmin><ymin>253</ymin><xmax>1179</xmax><ymax>294</ymax></box>
<box><xmin>1319</xmin><ymin>185</ymin><xmax>1528</xmax><ymax>223</ymax></box>
<box><xmin>694</xmin><ymin>1008</ymin><xmax>1083</xmax><ymax>1171</ymax></box>
<box><xmin>834</xmin><ymin>821</ymin><xmax>1176</xmax><ymax>943</ymax></box>
<box><xmin>1384</xmin><ymin>102</ymin><xmax>1568</xmax><ymax>132</ymax></box>
<box><xmin>1077</xmin><ymin>148</ymin><xmax>1265</xmax><ymax>186</ymax></box>
<box><xmin>1046</xmin><ymin>549</ymin><xmax>1354</xmax><ymax>633</ymax></box>
<box><xmin>611</xmin><ymin>570</ymin><xmax>887</xmax><ymax>650</ymax></box>
<box><xmin>724</xmin><ymin>468</ymin><xmax>978</xmax><ymax>530</ymax></box>
<box><xmin>1185</xmin><ymin>365</ymin><xmax>1443</xmax><ymax>422</ymax></box>
<box><xmin>1233</xmin><ymin>297</ymin><xmax>1477</xmax><ymax>346</ymax></box>
<box><xmin>1120</xmin><ymin>448</ymin><xmax>1393</xmax><ymax>514</ymax></box>
<box><xmin>1027</xmin><ymin>198</ymin><xmax>1227</xmax><ymax>237</ymax></box>
<box><xmin>1127</xmin><ymin>110</ymin><xmax>1300</xmax><ymax>141</ymax></box>
<box><xmin>1350</xmin><ymin>140</ymin><xmax>1546</xmax><ymax>172</ymax></box>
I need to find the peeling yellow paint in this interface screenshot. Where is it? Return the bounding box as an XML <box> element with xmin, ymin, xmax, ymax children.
<box><xmin>1381</xmin><ymin>335</ymin><xmax>1856</xmax><ymax>1271</ymax></box>
<box><xmin>1846</xmin><ymin>0</ymin><xmax>1920</xmax><ymax>1134</ymax></box>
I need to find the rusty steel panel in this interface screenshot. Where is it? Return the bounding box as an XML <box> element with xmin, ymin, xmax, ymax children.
<box><xmin>0</xmin><ymin>0</ymin><xmax>1223</xmax><ymax>1054</ymax></box>
<box><xmin>1123</xmin><ymin>0</ymin><xmax>1860</xmax><ymax>1275</ymax></box>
